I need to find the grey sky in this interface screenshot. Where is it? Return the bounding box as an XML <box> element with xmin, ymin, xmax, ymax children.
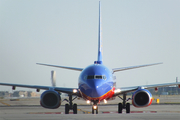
<box><xmin>0</xmin><ymin>0</ymin><xmax>180</xmax><ymax>91</ymax></box>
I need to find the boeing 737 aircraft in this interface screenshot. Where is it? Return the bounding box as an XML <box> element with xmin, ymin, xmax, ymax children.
<box><xmin>0</xmin><ymin>2</ymin><xmax>180</xmax><ymax>114</ymax></box>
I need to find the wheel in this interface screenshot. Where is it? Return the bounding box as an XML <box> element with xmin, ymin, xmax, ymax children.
<box><xmin>126</xmin><ymin>103</ymin><xmax>130</xmax><ymax>113</ymax></box>
<box><xmin>73</xmin><ymin>103</ymin><xmax>77</xmax><ymax>114</ymax></box>
<box><xmin>118</xmin><ymin>103</ymin><xmax>122</xmax><ymax>113</ymax></box>
<box><xmin>92</xmin><ymin>106</ymin><xmax>94</xmax><ymax>114</ymax></box>
<box><xmin>65</xmin><ymin>104</ymin><xmax>69</xmax><ymax>114</ymax></box>
<box><xmin>96</xmin><ymin>106</ymin><xmax>98</xmax><ymax>114</ymax></box>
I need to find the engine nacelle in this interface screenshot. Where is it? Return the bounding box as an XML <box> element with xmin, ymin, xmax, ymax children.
<box><xmin>40</xmin><ymin>90</ymin><xmax>61</xmax><ymax>109</ymax></box>
<box><xmin>132</xmin><ymin>89</ymin><xmax>152</xmax><ymax>107</ymax></box>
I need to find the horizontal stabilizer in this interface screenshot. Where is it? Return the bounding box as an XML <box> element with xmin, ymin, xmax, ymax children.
<box><xmin>112</xmin><ymin>62</ymin><xmax>163</xmax><ymax>73</ymax></box>
<box><xmin>36</xmin><ymin>63</ymin><xmax>83</xmax><ymax>71</ymax></box>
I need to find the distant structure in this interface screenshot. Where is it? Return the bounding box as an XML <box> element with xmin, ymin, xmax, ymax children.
<box><xmin>12</xmin><ymin>91</ymin><xmax>40</xmax><ymax>97</ymax></box>
<box><xmin>0</xmin><ymin>91</ymin><xmax>10</xmax><ymax>98</ymax></box>
<box><xmin>149</xmin><ymin>86</ymin><xmax>180</xmax><ymax>95</ymax></box>
<box><xmin>0</xmin><ymin>91</ymin><xmax>40</xmax><ymax>98</ymax></box>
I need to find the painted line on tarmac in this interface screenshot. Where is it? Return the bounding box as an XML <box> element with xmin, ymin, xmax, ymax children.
<box><xmin>28</xmin><ymin>109</ymin><xmax>91</xmax><ymax>114</ymax></box>
<box><xmin>102</xmin><ymin>111</ymin><xmax>157</xmax><ymax>113</ymax></box>
<box><xmin>0</xmin><ymin>100</ymin><xmax>11</xmax><ymax>106</ymax></box>
<box><xmin>28</xmin><ymin>111</ymin><xmax>157</xmax><ymax>114</ymax></box>
<box><xmin>77</xmin><ymin>108</ymin><xmax>91</xmax><ymax>114</ymax></box>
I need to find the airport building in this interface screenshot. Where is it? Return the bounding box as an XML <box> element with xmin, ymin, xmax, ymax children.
<box><xmin>0</xmin><ymin>91</ymin><xmax>40</xmax><ymax>98</ymax></box>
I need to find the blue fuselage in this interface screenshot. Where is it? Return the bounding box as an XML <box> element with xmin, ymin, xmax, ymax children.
<box><xmin>78</xmin><ymin>63</ymin><xmax>116</xmax><ymax>101</ymax></box>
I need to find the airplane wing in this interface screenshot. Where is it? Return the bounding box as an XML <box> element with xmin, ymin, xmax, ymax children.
<box><xmin>36</xmin><ymin>63</ymin><xmax>83</xmax><ymax>71</ymax></box>
<box><xmin>0</xmin><ymin>82</ymin><xmax>78</xmax><ymax>95</ymax></box>
<box><xmin>114</xmin><ymin>82</ymin><xmax>180</xmax><ymax>96</ymax></box>
<box><xmin>112</xmin><ymin>62</ymin><xmax>162</xmax><ymax>73</ymax></box>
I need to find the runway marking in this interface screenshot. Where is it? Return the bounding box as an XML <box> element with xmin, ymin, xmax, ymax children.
<box><xmin>28</xmin><ymin>111</ymin><xmax>157</xmax><ymax>114</ymax></box>
<box><xmin>77</xmin><ymin>108</ymin><xmax>91</xmax><ymax>114</ymax></box>
<box><xmin>102</xmin><ymin>111</ymin><xmax>157</xmax><ymax>113</ymax></box>
<box><xmin>0</xmin><ymin>100</ymin><xmax>11</xmax><ymax>106</ymax></box>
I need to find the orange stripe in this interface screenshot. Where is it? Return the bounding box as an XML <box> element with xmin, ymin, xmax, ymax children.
<box><xmin>81</xmin><ymin>87</ymin><xmax>115</xmax><ymax>101</ymax></box>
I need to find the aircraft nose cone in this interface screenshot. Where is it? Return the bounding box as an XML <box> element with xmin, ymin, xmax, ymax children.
<box><xmin>87</xmin><ymin>80</ymin><xmax>101</xmax><ymax>89</ymax></box>
<box><xmin>86</xmin><ymin>80</ymin><xmax>104</xmax><ymax>97</ymax></box>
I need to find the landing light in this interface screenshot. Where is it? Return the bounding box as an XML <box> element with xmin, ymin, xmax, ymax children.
<box><xmin>86</xmin><ymin>100</ymin><xmax>90</xmax><ymax>104</ymax></box>
<box><xmin>114</xmin><ymin>89</ymin><xmax>121</xmax><ymax>93</ymax></box>
<box><xmin>73</xmin><ymin>89</ymin><xmax>77</xmax><ymax>93</ymax></box>
<box><xmin>93</xmin><ymin>105</ymin><xmax>97</xmax><ymax>110</ymax></box>
<box><xmin>104</xmin><ymin>99</ymin><xmax>107</xmax><ymax>104</ymax></box>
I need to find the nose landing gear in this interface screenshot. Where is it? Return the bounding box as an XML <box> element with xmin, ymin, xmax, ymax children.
<box><xmin>92</xmin><ymin>100</ymin><xmax>99</xmax><ymax>114</ymax></box>
<box><xmin>92</xmin><ymin>105</ymin><xmax>98</xmax><ymax>114</ymax></box>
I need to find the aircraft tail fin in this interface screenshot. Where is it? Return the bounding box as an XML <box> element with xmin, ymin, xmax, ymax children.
<box><xmin>97</xmin><ymin>1</ymin><xmax>103</xmax><ymax>63</ymax></box>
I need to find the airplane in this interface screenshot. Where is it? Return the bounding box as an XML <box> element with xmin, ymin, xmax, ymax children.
<box><xmin>0</xmin><ymin>1</ymin><xmax>180</xmax><ymax>114</ymax></box>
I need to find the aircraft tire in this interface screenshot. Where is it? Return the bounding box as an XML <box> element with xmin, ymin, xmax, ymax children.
<box><xmin>118</xmin><ymin>103</ymin><xmax>122</xmax><ymax>113</ymax></box>
<box><xmin>96</xmin><ymin>106</ymin><xmax>98</xmax><ymax>114</ymax></box>
<box><xmin>65</xmin><ymin>104</ymin><xmax>69</xmax><ymax>114</ymax></box>
<box><xmin>126</xmin><ymin>103</ymin><xmax>130</xmax><ymax>113</ymax></box>
<box><xmin>73</xmin><ymin>103</ymin><xmax>77</xmax><ymax>114</ymax></box>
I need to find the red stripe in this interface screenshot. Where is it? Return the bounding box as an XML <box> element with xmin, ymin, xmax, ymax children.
<box><xmin>81</xmin><ymin>87</ymin><xmax>115</xmax><ymax>101</ymax></box>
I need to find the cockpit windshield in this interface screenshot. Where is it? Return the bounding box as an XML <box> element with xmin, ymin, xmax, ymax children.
<box><xmin>85</xmin><ymin>75</ymin><xmax>106</xmax><ymax>80</ymax></box>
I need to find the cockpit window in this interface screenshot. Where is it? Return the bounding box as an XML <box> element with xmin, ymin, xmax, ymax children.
<box><xmin>95</xmin><ymin>75</ymin><xmax>102</xmax><ymax>79</ymax></box>
<box><xmin>85</xmin><ymin>75</ymin><xmax>106</xmax><ymax>80</ymax></box>
<box><xmin>87</xmin><ymin>76</ymin><xmax>94</xmax><ymax>79</ymax></box>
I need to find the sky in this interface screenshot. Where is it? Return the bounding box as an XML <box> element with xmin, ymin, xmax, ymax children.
<box><xmin>0</xmin><ymin>0</ymin><xmax>180</xmax><ymax>91</ymax></box>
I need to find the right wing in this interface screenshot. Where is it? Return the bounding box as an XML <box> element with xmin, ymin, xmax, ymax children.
<box><xmin>114</xmin><ymin>82</ymin><xmax>180</xmax><ymax>96</ymax></box>
<box><xmin>0</xmin><ymin>82</ymin><xmax>78</xmax><ymax>95</ymax></box>
<box><xmin>36</xmin><ymin>63</ymin><xmax>83</xmax><ymax>71</ymax></box>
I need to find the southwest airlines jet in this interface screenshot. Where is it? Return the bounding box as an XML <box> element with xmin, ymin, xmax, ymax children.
<box><xmin>0</xmin><ymin>1</ymin><xmax>180</xmax><ymax>114</ymax></box>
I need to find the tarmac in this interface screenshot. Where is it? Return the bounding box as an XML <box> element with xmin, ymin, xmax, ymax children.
<box><xmin>0</xmin><ymin>96</ymin><xmax>180</xmax><ymax>120</ymax></box>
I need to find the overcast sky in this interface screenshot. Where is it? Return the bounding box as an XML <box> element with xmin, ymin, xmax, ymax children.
<box><xmin>0</xmin><ymin>0</ymin><xmax>180</xmax><ymax>91</ymax></box>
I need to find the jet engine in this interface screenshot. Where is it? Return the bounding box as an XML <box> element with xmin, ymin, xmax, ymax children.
<box><xmin>40</xmin><ymin>90</ymin><xmax>61</xmax><ymax>109</ymax></box>
<box><xmin>132</xmin><ymin>89</ymin><xmax>152</xmax><ymax>107</ymax></box>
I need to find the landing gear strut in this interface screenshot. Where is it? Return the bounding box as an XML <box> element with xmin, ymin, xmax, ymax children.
<box><xmin>64</xmin><ymin>95</ymin><xmax>77</xmax><ymax>114</ymax></box>
<box><xmin>92</xmin><ymin>100</ymin><xmax>99</xmax><ymax>114</ymax></box>
<box><xmin>118</xmin><ymin>94</ymin><xmax>131</xmax><ymax>113</ymax></box>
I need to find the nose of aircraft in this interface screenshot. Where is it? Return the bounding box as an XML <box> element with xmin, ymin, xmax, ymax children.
<box><xmin>86</xmin><ymin>79</ymin><xmax>104</xmax><ymax>98</ymax></box>
<box><xmin>87</xmin><ymin>79</ymin><xmax>102</xmax><ymax>89</ymax></box>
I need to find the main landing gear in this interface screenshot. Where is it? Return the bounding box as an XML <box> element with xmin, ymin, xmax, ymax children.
<box><xmin>118</xmin><ymin>94</ymin><xmax>131</xmax><ymax>113</ymax></box>
<box><xmin>64</xmin><ymin>95</ymin><xmax>77</xmax><ymax>114</ymax></box>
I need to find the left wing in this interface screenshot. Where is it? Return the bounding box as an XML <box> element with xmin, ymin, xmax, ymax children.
<box><xmin>114</xmin><ymin>82</ymin><xmax>180</xmax><ymax>96</ymax></box>
<box><xmin>0</xmin><ymin>82</ymin><xmax>78</xmax><ymax>95</ymax></box>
